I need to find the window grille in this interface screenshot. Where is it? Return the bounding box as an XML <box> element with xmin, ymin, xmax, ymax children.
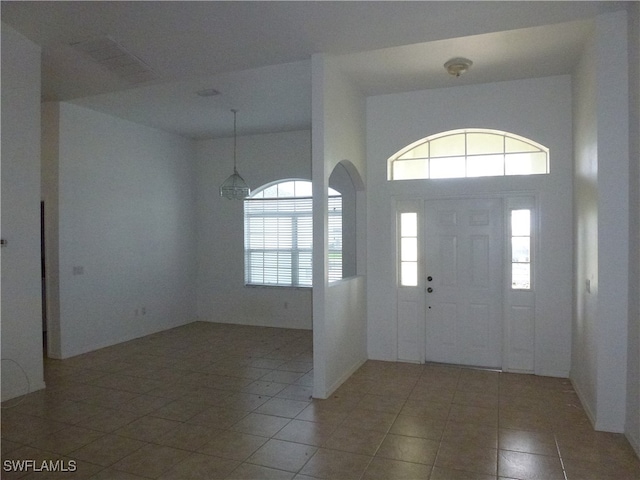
<box><xmin>388</xmin><ymin>129</ymin><xmax>549</xmax><ymax>181</ymax></box>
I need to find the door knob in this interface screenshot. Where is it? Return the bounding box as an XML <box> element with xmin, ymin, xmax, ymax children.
<box><xmin>427</xmin><ymin>287</ymin><xmax>433</xmax><ymax>293</ymax></box>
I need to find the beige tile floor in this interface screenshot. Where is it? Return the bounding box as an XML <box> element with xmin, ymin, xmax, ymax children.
<box><xmin>2</xmin><ymin>322</ymin><xmax>639</xmax><ymax>479</ymax></box>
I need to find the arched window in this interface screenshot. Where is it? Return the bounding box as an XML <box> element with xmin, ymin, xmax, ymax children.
<box><xmin>244</xmin><ymin>179</ymin><xmax>341</xmax><ymax>287</ymax></box>
<box><xmin>388</xmin><ymin>129</ymin><xmax>549</xmax><ymax>180</ymax></box>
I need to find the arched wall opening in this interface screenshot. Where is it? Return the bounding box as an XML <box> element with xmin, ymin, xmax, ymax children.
<box><xmin>328</xmin><ymin>161</ymin><xmax>364</xmax><ymax>279</ymax></box>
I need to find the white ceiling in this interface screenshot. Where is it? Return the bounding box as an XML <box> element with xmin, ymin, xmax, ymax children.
<box><xmin>1</xmin><ymin>1</ymin><xmax>628</xmax><ymax>139</ymax></box>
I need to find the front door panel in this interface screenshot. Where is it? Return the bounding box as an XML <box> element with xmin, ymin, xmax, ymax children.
<box><xmin>424</xmin><ymin>198</ymin><xmax>503</xmax><ymax>368</ymax></box>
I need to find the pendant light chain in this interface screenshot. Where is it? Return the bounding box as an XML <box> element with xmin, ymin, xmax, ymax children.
<box><xmin>219</xmin><ymin>108</ymin><xmax>251</xmax><ymax>199</ymax></box>
<box><xmin>232</xmin><ymin>109</ymin><xmax>238</xmax><ymax>173</ymax></box>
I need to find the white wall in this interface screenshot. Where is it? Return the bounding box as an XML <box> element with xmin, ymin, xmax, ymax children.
<box><xmin>595</xmin><ymin>11</ymin><xmax>630</xmax><ymax>434</ymax></box>
<box><xmin>196</xmin><ymin>129</ymin><xmax>313</xmax><ymax>329</ymax></box>
<box><xmin>312</xmin><ymin>54</ymin><xmax>368</xmax><ymax>398</ymax></box>
<box><xmin>627</xmin><ymin>1</ymin><xmax>640</xmax><ymax>453</ymax></box>
<box><xmin>42</xmin><ymin>103</ymin><xmax>61</xmax><ymax>358</ymax></box>
<box><xmin>1</xmin><ymin>24</ymin><xmax>46</xmax><ymax>401</ymax></box>
<box><xmin>572</xmin><ymin>27</ymin><xmax>600</xmax><ymax>426</ymax></box>
<box><xmin>572</xmin><ymin>11</ymin><xmax>631</xmax><ymax>434</ymax></box>
<box><xmin>42</xmin><ymin>102</ymin><xmax>197</xmax><ymax>358</ymax></box>
<box><xmin>367</xmin><ymin>76</ymin><xmax>574</xmax><ymax>377</ymax></box>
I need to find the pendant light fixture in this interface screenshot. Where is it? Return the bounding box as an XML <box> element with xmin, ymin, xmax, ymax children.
<box><xmin>219</xmin><ymin>109</ymin><xmax>251</xmax><ymax>199</ymax></box>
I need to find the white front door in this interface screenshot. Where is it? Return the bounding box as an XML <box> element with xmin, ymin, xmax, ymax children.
<box><xmin>424</xmin><ymin>198</ymin><xmax>503</xmax><ymax>368</ymax></box>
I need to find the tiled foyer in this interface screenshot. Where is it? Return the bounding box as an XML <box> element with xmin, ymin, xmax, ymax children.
<box><xmin>2</xmin><ymin>322</ymin><xmax>639</xmax><ymax>479</ymax></box>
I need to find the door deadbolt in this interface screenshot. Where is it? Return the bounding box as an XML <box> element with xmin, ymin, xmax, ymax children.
<box><xmin>427</xmin><ymin>276</ymin><xmax>433</xmax><ymax>282</ymax></box>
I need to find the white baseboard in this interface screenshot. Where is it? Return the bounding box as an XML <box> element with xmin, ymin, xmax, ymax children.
<box><xmin>570</xmin><ymin>377</ymin><xmax>597</xmax><ymax>428</ymax></box>
<box><xmin>51</xmin><ymin>317</ymin><xmax>197</xmax><ymax>359</ymax></box>
<box><xmin>1</xmin><ymin>379</ymin><xmax>46</xmax><ymax>403</ymax></box>
<box><xmin>30</xmin><ymin>380</ymin><xmax>46</xmax><ymax>395</ymax></box>
<box><xmin>199</xmin><ymin>316</ymin><xmax>312</xmax><ymax>331</ymax></box>
<box><xmin>315</xmin><ymin>357</ymin><xmax>367</xmax><ymax>400</ymax></box>
<box><xmin>627</xmin><ymin>429</ymin><xmax>640</xmax><ymax>459</ymax></box>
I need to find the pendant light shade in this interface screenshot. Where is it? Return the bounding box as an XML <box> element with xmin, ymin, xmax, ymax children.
<box><xmin>220</xmin><ymin>109</ymin><xmax>250</xmax><ymax>199</ymax></box>
<box><xmin>220</xmin><ymin>168</ymin><xmax>250</xmax><ymax>199</ymax></box>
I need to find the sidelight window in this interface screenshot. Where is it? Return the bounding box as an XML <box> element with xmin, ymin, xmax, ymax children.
<box><xmin>510</xmin><ymin>209</ymin><xmax>531</xmax><ymax>289</ymax></box>
<box><xmin>399</xmin><ymin>212</ymin><xmax>419</xmax><ymax>287</ymax></box>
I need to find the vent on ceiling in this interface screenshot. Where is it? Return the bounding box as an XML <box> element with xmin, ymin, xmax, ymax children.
<box><xmin>71</xmin><ymin>36</ymin><xmax>155</xmax><ymax>84</ymax></box>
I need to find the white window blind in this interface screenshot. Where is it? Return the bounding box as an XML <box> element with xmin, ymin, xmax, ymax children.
<box><xmin>328</xmin><ymin>196</ymin><xmax>342</xmax><ymax>282</ymax></box>
<box><xmin>244</xmin><ymin>180</ymin><xmax>342</xmax><ymax>287</ymax></box>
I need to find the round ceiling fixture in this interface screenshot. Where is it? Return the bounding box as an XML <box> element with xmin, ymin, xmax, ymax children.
<box><xmin>444</xmin><ymin>57</ymin><xmax>473</xmax><ymax>77</ymax></box>
<box><xmin>196</xmin><ymin>88</ymin><xmax>220</xmax><ymax>97</ymax></box>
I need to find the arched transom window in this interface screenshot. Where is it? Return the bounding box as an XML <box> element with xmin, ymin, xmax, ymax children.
<box><xmin>388</xmin><ymin>129</ymin><xmax>549</xmax><ymax>180</ymax></box>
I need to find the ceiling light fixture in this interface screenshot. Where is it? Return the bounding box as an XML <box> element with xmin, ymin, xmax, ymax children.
<box><xmin>196</xmin><ymin>88</ymin><xmax>220</xmax><ymax>97</ymax></box>
<box><xmin>444</xmin><ymin>57</ymin><xmax>473</xmax><ymax>77</ymax></box>
<box><xmin>219</xmin><ymin>109</ymin><xmax>251</xmax><ymax>200</ymax></box>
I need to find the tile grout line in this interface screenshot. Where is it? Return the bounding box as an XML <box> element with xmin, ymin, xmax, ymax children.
<box><xmin>421</xmin><ymin>364</ymin><xmax>459</xmax><ymax>479</ymax></box>
<box><xmin>554</xmin><ymin>434</ymin><xmax>569</xmax><ymax>480</ymax></box>
<box><xmin>365</xmin><ymin>367</ymin><xmax>416</xmax><ymax>477</ymax></box>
